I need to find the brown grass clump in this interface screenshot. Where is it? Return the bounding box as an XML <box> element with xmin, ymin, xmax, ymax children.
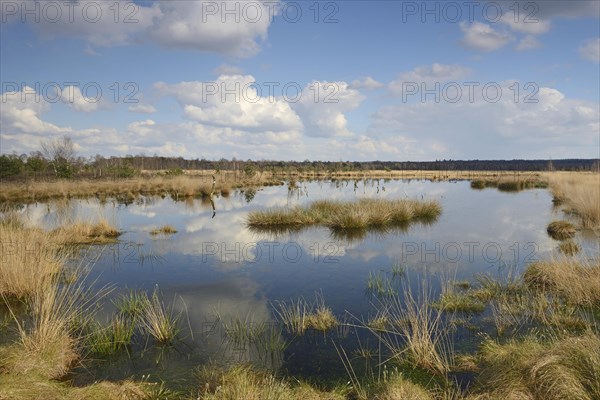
<box><xmin>52</xmin><ymin>218</ymin><xmax>120</xmax><ymax>244</ymax></box>
<box><xmin>547</xmin><ymin>172</ymin><xmax>600</xmax><ymax>229</ymax></box>
<box><xmin>367</xmin><ymin>282</ymin><xmax>454</xmax><ymax>377</ymax></box>
<box><xmin>546</xmin><ymin>220</ymin><xmax>577</xmax><ymax>240</ymax></box>
<box><xmin>273</xmin><ymin>294</ymin><xmax>339</xmax><ymax>335</ymax></box>
<box><xmin>247</xmin><ymin>198</ymin><xmax>441</xmax><ymax>232</ymax></box>
<box><xmin>0</xmin><ymin>224</ymin><xmax>64</xmax><ymax>299</ymax></box>
<box><xmin>523</xmin><ymin>258</ymin><xmax>600</xmax><ymax>306</ymax></box>
<box><xmin>558</xmin><ymin>240</ymin><xmax>581</xmax><ymax>256</ymax></box>
<box><xmin>0</xmin><ymin>286</ymin><xmax>83</xmax><ymax>380</ymax></box>
<box><xmin>0</xmin><ymin>373</ymin><xmax>153</xmax><ymax>400</ymax></box>
<box><xmin>197</xmin><ymin>364</ymin><xmax>345</xmax><ymax>400</ymax></box>
<box><xmin>373</xmin><ymin>375</ymin><xmax>433</xmax><ymax>400</ymax></box>
<box><xmin>305</xmin><ymin>306</ymin><xmax>339</xmax><ymax>332</ymax></box>
<box><xmin>475</xmin><ymin>331</ymin><xmax>600</xmax><ymax>400</ymax></box>
<box><xmin>149</xmin><ymin>225</ymin><xmax>178</xmax><ymax>235</ymax></box>
<box><xmin>470</xmin><ymin>176</ymin><xmax>548</xmax><ymax>192</ymax></box>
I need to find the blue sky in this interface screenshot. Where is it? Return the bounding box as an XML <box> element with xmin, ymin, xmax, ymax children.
<box><xmin>1</xmin><ymin>0</ymin><xmax>599</xmax><ymax>161</ymax></box>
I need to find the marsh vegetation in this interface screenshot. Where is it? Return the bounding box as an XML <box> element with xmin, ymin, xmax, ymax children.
<box><xmin>247</xmin><ymin>198</ymin><xmax>441</xmax><ymax>233</ymax></box>
<box><xmin>0</xmin><ymin>171</ymin><xmax>598</xmax><ymax>399</ymax></box>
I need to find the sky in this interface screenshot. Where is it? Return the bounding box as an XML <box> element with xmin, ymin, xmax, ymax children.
<box><xmin>1</xmin><ymin>0</ymin><xmax>599</xmax><ymax>161</ymax></box>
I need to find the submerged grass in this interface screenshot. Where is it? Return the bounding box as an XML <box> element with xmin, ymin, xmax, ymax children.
<box><xmin>86</xmin><ymin>315</ymin><xmax>134</xmax><ymax>356</ymax></box>
<box><xmin>247</xmin><ymin>198</ymin><xmax>441</xmax><ymax>232</ymax></box>
<box><xmin>366</xmin><ymin>271</ymin><xmax>397</xmax><ymax>298</ymax></box>
<box><xmin>112</xmin><ymin>290</ymin><xmax>148</xmax><ymax>320</ymax></box>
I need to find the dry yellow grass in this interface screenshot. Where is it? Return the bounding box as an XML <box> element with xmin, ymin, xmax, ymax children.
<box><xmin>546</xmin><ymin>220</ymin><xmax>577</xmax><ymax>240</ymax></box>
<box><xmin>197</xmin><ymin>364</ymin><xmax>346</xmax><ymax>400</ymax></box>
<box><xmin>373</xmin><ymin>376</ymin><xmax>433</xmax><ymax>400</ymax></box>
<box><xmin>546</xmin><ymin>172</ymin><xmax>600</xmax><ymax>229</ymax></box>
<box><xmin>476</xmin><ymin>331</ymin><xmax>600</xmax><ymax>400</ymax></box>
<box><xmin>0</xmin><ymin>224</ymin><xmax>64</xmax><ymax>298</ymax></box>
<box><xmin>0</xmin><ymin>373</ymin><xmax>153</xmax><ymax>399</ymax></box>
<box><xmin>523</xmin><ymin>258</ymin><xmax>600</xmax><ymax>306</ymax></box>
<box><xmin>51</xmin><ymin>219</ymin><xmax>120</xmax><ymax>244</ymax></box>
<box><xmin>1</xmin><ymin>170</ymin><xmax>552</xmax><ymax>203</ymax></box>
<box><xmin>247</xmin><ymin>198</ymin><xmax>441</xmax><ymax>231</ymax></box>
<box><xmin>149</xmin><ymin>225</ymin><xmax>178</xmax><ymax>235</ymax></box>
<box><xmin>0</xmin><ymin>287</ymin><xmax>81</xmax><ymax>380</ymax></box>
<box><xmin>0</xmin><ymin>173</ymin><xmax>282</xmax><ymax>203</ymax></box>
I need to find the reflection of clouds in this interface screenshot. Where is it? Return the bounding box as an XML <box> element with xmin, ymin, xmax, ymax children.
<box><xmin>380</xmin><ymin>188</ymin><xmax>556</xmax><ymax>272</ymax></box>
<box><xmin>176</xmin><ymin>210</ymin><xmax>258</xmax><ymax>268</ymax></box>
<box><xmin>14</xmin><ymin>180</ymin><xmax>563</xmax><ymax>283</ymax></box>
<box><xmin>170</xmin><ymin>278</ymin><xmax>283</xmax><ymax>369</ymax></box>
<box><xmin>18</xmin><ymin>199</ymin><xmax>118</xmax><ymax>229</ymax></box>
<box><xmin>128</xmin><ymin>208</ymin><xmax>157</xmax><ymax>218</ymax></box>
<box><xmin>346</xmin><ymin>248</ymin><xmax>380</xmax><ymax>263</ymax></box>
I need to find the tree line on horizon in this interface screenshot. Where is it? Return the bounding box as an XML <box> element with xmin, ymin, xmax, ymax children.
<box><xmin>1</xmin><ymin>136</ymin><xmax>598</xmax><ymax>180</ymax></box>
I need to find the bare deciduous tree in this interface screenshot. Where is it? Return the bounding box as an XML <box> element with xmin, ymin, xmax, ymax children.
<box><xmin>41</xmin><ymin>135</ymin><xmax>76</xmax><ymax>177</ymax></box>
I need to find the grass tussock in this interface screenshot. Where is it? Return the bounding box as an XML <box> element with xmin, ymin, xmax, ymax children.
<box><xmin>373</xmin><ymin>374</ymin><xmax>433</xmax><ymax>400</ymax></box>
<box><xmin>476</xmin><ymin>331</ymin><xmax>600</xmax><ymax>400</ymax></box>
<box><xmin>197</xmin><ymin>364</ymin><xmax>346</xmax><ymax>400</ymax></box>
<box><xmin>139</xmin><ymin>288</ymin><xmax>181</xmax><ymax>345</ymax></box>
<box><xmin>112</xmin><ymin>290</ymin><xmax>147</xmax><ymax>320</ymax></box>
<box><xmin>273</xmin><ymin>294</ymin><xmax>338</xmax><ymax>335</ymax></box>
<box><xmin>0</xmin><ymin>224</ymin><xmax>65</xmax><ymax>299</ymax></box>
<box><xmin>0</xmin><ymin>278</ymin><xmax>100</xmax><ymax>380</ymax></box>
<box><xmin>546</xmin><ymin>220</ymin><xmax>577</xmax><ymax>240</ymax></box>
<box><xmin>368</xmin><ymin>282</ymin><xmax>454</xmax><ymax>376</ymax></box>
<box><xmin>559</xmin><ymin>239</ymin><xmax>581</xmax><ymax>256</ymax></box>
<box><xmin>86</xmin><ymin>315</ymin><xmax>134</xmax><ymax>356</ymax></box>
<box><xmin>523</xmin><ymin>258</ymin><xmax>600</xmax><ymax>306</ymax></box>
<box><xmin>434</xmin><ymin>291</ymin><xmax>486</xmax><ymax>314</ymax></box>
<box><xmin>0</xmin><ymin>373</ymin><xmax>155</xmax><ymax>400</ymax></box>
<box><xmin>247</xmin><ymin>198</ymin><xmax>441</xmax><ymax>231</ymax></box>
<box><xmin>547</xmin><ymin>172</ymin><xmax>600</xmax><ymax>229</ymax></box>
<box><xmin>51</xmin><ymin>218</ymin><xmax>120</xmax><ymax>244</ymax></box>
<box><xmin>149</xmin><ymin>225</ymin><xmax>178</xmax><ymax>235</ymax></box>
<box><xmin>470</xmin><ymin>176</ymin><xmax>548</xmax><ymax>192</ymax></box>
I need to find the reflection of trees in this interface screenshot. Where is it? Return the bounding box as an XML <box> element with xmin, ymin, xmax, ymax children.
<box><xmin>244</xmin><ymin>189</ymin><xmax>256</xmax><ymax>203</ymax></box>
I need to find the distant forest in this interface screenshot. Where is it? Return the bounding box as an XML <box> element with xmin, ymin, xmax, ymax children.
<box><xmin>1</xmin><ymin>136</ymin><xmax>599</xmax><ymax>180</ymax></box>
<box><xmin>2</xmin><ymin>152</ymin><xmax>599</xmax><ymax>180</ymax></box>
<box><xmin>93</xmin><ymin>156</ymin><xmax>598</xmax><ymax>173</ymax></box>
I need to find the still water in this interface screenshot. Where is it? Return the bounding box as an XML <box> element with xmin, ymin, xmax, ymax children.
<box><xmin>8</xmin><ymin>179</ymin><xmax>599</xmax><ymax>388</ymax></box>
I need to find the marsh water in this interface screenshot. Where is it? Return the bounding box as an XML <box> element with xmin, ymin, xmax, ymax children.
<box><xmin>4</xmin><ymin>179</ymin><xmax>599</xmax><ymax>389</ymax></box>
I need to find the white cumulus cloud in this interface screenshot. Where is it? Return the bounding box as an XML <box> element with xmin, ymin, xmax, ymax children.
<box><xmin>579</xmin><ymin>38</ymin><xmax>600</xmax><ymax>63</ymax></box>
<box><xmin>460</xmin><ymin>21</ymin><xmax>513</xmax><ymax>52</ymax></box>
